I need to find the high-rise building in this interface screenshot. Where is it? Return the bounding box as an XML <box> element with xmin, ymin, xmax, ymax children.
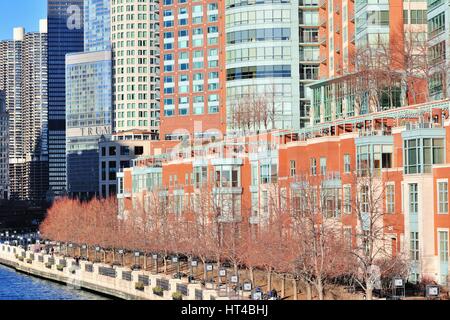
<box><xmin>0</xmin><ymin>23</ymin><xmax>48</xmax><ymax>202</ymax></box>
<box><xmin>22</xmin><ymin>21</ymin><xmax>49</xmax><ymax>202</ymax></box>
<box><xmin>159</xmin><ymin>0</ymin><xmax>226</xmax><ymax>141</ymax></box>
<box><xmin>225</xmin><ymin>0</ymin><xmax>302</xmax><ymax>132</ymax></box>
<box><xmin>0</xmin><ymin>30</ymin><xmax>24</xmax><ymax>200</ymax></box>
<box><xmin>299</xmin><ymin>1</ymin><xmax>320</xmax><ymax>128</ymax></box>
<box><xmin>84</xmin><ymin>0</ymin><xmax>111</xmax><ymax>52</ymax></box>
<box><xmin>427</xmin><ymin>0</ymin><xmax>450</xmax><ymax>100</ymax></box>
<box><xmin>311</xmin><ymin>0</ymin><xmax>428</xmax><ymax>124</ymax></box>
<box><xmin>66</xmin><ymin>51</ymin><xmax>112</xmax><ymax>199</ymax></box>
<box><xmin>47</xmin><ymin>0</ymin><xmax>84</xmax><ymax>198</ymax></box>
<box><xmin>110</xmin><ymin>0</ymin><xmax>160</xmax><ymax>135</ymax></box>
<box><xmin>66</xmin><ymin>0</ymin><xmax>112</xmax><ymax>199</ymax></box>
<box><xmin>0</xmin><ymin>91</ymin><xmax>8</xmax><ymax>200</ymax></box>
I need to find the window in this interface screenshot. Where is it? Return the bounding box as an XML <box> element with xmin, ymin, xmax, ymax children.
<box><xmin>410</xmin><ymin>232</ymin><xmax>419</xmax><ymax>261</ymax></box>
<box><xmin>260</xmin><ymin>164</ymin><xmax>278</xmax><ymax>184</ymax></box>
<box><xmin>439</xmin><ymin>230</ymin><xmax>448</xmax><ymax>262</ymax></box>
<box><xmin>344</xmin><ymin>154</ymin><xmax>351</xmax><ymax>173</ymax></box>
<box><xmin>343</xmin><ymin>185</ymin><xmax>352</xmax><ymax>214</ymax></box>
<box><xmin>251</xmin><ymin>165</ymin><xmax>258</xmax><ymax>186</ymax></box>
<box><xmin>386</xmin><ymin>184</ymin><xmax>395</xmax><ymax>214</ymax></box>
<box><xmin>109</xmin><ymin>146</ymin><xmax>116</xmax><ymax>156</ymax></box>
<box><xmin>320</xmin><ymin>157</ymin><xmax>327</xmax><ymax>175</ymax></box>
<box><xmin>214</xmin><ymin>166</ymin><xmax>240</xmax><ymax>188</ymax></box>
<box><xmin>134</xmin><ymin>146</ymin><xmax>144</xmax><ymax>156</ymax></box>
<box><xmin>409</xmin><ymin>183</ymin><xmax>418</xmax><ymax>214</ymax></box>
<box><xmin>109</xmin><ymin>161</ymin><xmax>117</xmax><ymax>181</ymax></box>
<box><xmin>120</xmin><ymin>146</ymin><xmax>130</xmax><ymax>156</ymax></box>
<box><xmin>290</xmin><ymin>160</ymin><xmax>296</xmax><ymax>177</ymax></box>
<box><xmin>438</xmin><ymin>181</ymin><xmax>448</xmax><ymax>214</ymax></box>
<box><xmin>310</xmin><ymin>158</ymin><xmax>317</xmax><ymax>176</ymax></box>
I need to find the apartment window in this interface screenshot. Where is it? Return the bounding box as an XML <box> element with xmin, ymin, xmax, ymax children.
<box><xmin>109</xmin><ymin>146</ymin><xmax>116</xmax><ymax>156</ymax></box>
<box><xmin>310</xmin><ymin>158</ymin><xmax>317</xmax><ymax>176</ymax></box>
<box><xmin>344</xmin><ymin>154</ymin><xmax>351</xmax><ymax>173</ymax></box>
<box><xmin>439</xmin><ymin>230</ymin><xmax>449</xmax><ymax>262</ymax></box>
<box><xmin>260</xmin><ymin>164</ymin><xmax>278</xmax><ymax>184</ymax></box>
<box><xmin>120</xmin><ymin>146</ymin><xmax>130</xmax><ymax>156</ymax></box>
<box><xmin>251</xmin><ymin>165</ymin><xmax>258</xmax><ymax>186</ymax></box>
<box><xmin>409</xmin><ymin>183</ymin><xmax>418</xmax><ymax>214</ymax></box>
<box><xmin>428</xmin><ymin>12</ymin><xmax>445</xmax><ymax>38</ymax></box>
<box><xmin>134</xmin><ymin>146</ymin><xmax>144</xmax><ymax>156</ymax></box>
<box><xmin>410</xmin><ymin>232</ymin><xmax>419</xmax><ymax>261</ymax></box>
<box><xmin>386</xmin><ymin>184</ymin><xmax>395</xmax><ymax>214</ymax></box>
<box><xmin>290</xmin><ymin>160</ymin><xmax>296</xmax><ymax>177</ymax></box>
<box><xmin>109</xmin><ymin>162</ymin><xmax>117</xmax><ymax>181</ymax></box>
<box><xmin>320</xmin><ymin>157</ymin><xmax>327</xmax><ymax>175</ymax></box>
<box><xmin>438</xmin><ymin>181</ymin><xmax>448</xmax><ymax>214</ymax></box>
<box><xmin>343</xmin><ymin>185</ymin><xmax>352</xmax><ymax>214</ymax></box>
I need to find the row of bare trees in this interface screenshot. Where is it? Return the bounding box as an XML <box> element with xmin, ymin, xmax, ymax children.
<box><xmin>40</xmin><ymin>171</ymin><xmax>410</xmax><ymax>300</ymax></box>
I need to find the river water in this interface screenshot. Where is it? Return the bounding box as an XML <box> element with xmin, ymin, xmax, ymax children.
<box><xmin>0</xmin><ymin>264</ymin><xmax>109</xmax><ymax>300</ymax></box>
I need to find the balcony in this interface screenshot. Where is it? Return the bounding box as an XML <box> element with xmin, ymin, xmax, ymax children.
<box><xmin>299</xmin><ymin>0</ymin><xmax>319</xmax><ymax>8</ymax></box>
<box><xmin>299</xmin><ymin>35</ymin><xmax>319</xmax><ymax>44</ymax></box>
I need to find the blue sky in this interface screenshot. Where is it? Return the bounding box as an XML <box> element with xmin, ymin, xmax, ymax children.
<box><xmin>0</xmin><ymin>0</ymin><xmax>47</xmax><ymax>40</ymax></box>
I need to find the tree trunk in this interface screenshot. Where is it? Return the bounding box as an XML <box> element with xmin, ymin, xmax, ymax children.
<box><xmin>305</xmin><ymin>282</ymin><xmax>312</xmax><ymax>300</ymax></box>
<box><xmin>234</xmin><ymin>263</ymin><xmax>238</xmax><ymax>277</ymax></box>
<box><xmin>267</xmin><ymin>270</ymin><xmax>272</xmax><ymax>291</ymax></box>
<box><xmin>143</xmin><ymin>254</ymin><xmax>147</xmax><ymax>270</ymax></box>
<box><xmin>112</xmin><ymin>250</ymin><xmax>115</xmax><ymax>264</ymax></box>
<box><xmin>281</xmin><ymin>275</ymin><xmax>286</xmax><ymax>298</ymax></box>
<box><xmin>293</xmin><ymin>279</ymin><xmax>298</xmax><ymax>300</ymax></box>
<box><xmin>366</xmin><ymin>283</ymin><xmax>374</xmax><ymax>300</ymax></box>
<box><xmin>203</xmin><ymin>262</ymin><xmax>207</xmax><ymax>283</ymax></box>
<box><xmin>163</xmin><ymin>256</ymin><xmax>167</xmax><ymax>274</ymax></box>
<box><xmin>249</xmin><ymin>268</ymin><xmax>255</xmax><ymax>286</ymax></box>
<box><xmin>316</xmin><ymin>279</ymin><xmax>324</xmax><ymax>300</ymax></box>
<box><xmin>86</xmin><ymin>246</ymin><xmax>89</xmax><ymax>260</ymax></box>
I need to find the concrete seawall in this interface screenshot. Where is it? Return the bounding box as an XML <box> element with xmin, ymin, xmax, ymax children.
<box><xmin>0</xmin><ymin>244</ymin><xmax>226</xmax><ymax>300</ymax></box>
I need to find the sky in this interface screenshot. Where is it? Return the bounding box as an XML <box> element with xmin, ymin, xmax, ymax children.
<box><xmin>0</xmin><ymin>0</ymin><xmax>47</xmax><ymax>40</ymax></box>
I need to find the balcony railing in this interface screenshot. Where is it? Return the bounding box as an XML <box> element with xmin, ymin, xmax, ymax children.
<box><xmin>405</xmin><ymin>122</ymin><xmax>442</xmax><ymax>131</ymax></box>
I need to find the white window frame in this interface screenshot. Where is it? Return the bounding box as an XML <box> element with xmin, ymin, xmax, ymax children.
<box><xmin>437</xmin><ymin>179</ymin><xmax>448</xmax><ymax>214</ymax></box>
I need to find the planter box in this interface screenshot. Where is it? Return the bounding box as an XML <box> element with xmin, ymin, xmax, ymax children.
<box><xmin>135</xmin><ymin>282</ymin><xmax>145</xmax><ymax>291</ymax></box>
<box><xmin>152</xmin><ymin>287</ymin><xmax>164</xmax><ymax>297</ymax></box>
<box><xmin>56</xmin><ymin>265</ymin><xmax>64</xmax><ymax>272</ymax></box>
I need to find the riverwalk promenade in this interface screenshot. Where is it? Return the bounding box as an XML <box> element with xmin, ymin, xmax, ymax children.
<box><xmin>0</xmin><ymin>244</ymin><xmax>226</xmax><ymax>300</ymax></box>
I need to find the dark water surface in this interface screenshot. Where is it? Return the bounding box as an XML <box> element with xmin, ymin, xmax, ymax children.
<box><xmin>0</xmin><ymin>264</ymin><xmax>109</xmax><ymax>300</ymax></box>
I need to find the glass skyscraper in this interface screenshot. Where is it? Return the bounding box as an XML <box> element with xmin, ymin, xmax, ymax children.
<box><xmin>66</xmin><ymin>0</ymin><xmax>112</xmax><ymax>199</ymax></box>
<box><xmin>47</xmin><ymin>0</ymin><xmax>84</xmax><ymax>198</ymax></box>
<box><xmin>84</xmin><ymin>0</ymin><xmax>111</xmax><ymax>52</ymax></box>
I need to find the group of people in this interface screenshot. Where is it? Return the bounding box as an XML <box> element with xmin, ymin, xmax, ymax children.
<box><xmin>253</xmin><ymin>287</ymin><xmax>279</xmax><ymax>300</ymax></box>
